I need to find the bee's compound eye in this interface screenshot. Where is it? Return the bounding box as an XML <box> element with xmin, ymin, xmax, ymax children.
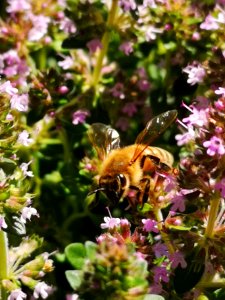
<box><xmin>117</xmin><ymin>174</ymin><xmax>126</xmax><ymax>187</ymax></box>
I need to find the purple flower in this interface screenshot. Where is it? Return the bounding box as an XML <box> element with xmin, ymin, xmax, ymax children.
<box><xmin>33</xmin><ymin>282</ymin><xmax>52</xmax><ymax>299</ymax></box>
<box><xmin>175</xmin><ymin>127</ymin><xmax>195</xmax><ymax>146</ymax></box>
<box><xmin>215</xmin><ymin>178</ymin><xmax>225</xmax><ymax>197</ymax></box>
<box><xmin>110</xmin><ymin>83</ymin><xmax>125</xmax><ymax>99</ymax></box>
<box><xmin>20</xmin><ymin>206</ymin><xmax>39</xmax><ymax>224</ymax></box>
<box><xmin>10</xmin><ymin>93</ymin><xmax>29</xmax><ymax>112</ymax></box>
<box><xmin>72</xmin><ymin>109</ymin><xmax>90</xmax><ymax>125</ymax></box>
<box><xmin>0</xmin><ymin>215</ymin><xmax>7</xmax><ymax>230</ymax></box>
<box><xmin>58</xmin><ymin>56</ymin><xmax>74</xmax><ymax>70</ymax></box>
<box><xmin>122</xmin><ymin>102</ymin><xmax>137</xmax><ymax>117</ymax></box>
<box><xmin>200</xmin><ymin>14</ymin><xmax>219</xmax><ymax>30</ymax></box>
<box><xmin>182</xmin><ymin>107</ymin><xmax>209</xmax><ymax>127</ymax></box>
<box><xmin>119</xmin><ymin>0</ymin><xmax>136</xmax><ymax>11</ymax></box>
<box><xmin>17</xmin><ymin>130</ymin><xmax>33</xmax><ymax>146</ymax></box>
<box><xmin>142</xmin><ymin>218</ymin><xmax>159</xmax><ymax>233</ymax></box>
<box><xmin>153</xmin><ymin>265</ymin><xmax>169</xmax><ymax>283</ymax></box>
<box><xmin>169</xmin><ymin>251</ymin><xmax>187</xmax><ymax>269</ymax></box>
<box><xmin>171</xmin><ymin>192</ymin><xmax>185</xmax><ymax>212</ymax></box>
<box><xmin>7</xmin><ymin>0</ymin><xmax>31</xmax><ymax>13</ymax></box>
<box><xmin>0</xmin><ymin>80</ymin><xmax>18</xmax><ymax>95</ymax></box>
<box><xmin>7</xmin><ymin>289</ymin><xmax>27</xmax><ymax>300</ymax></box>
<box><xmin>183</xmin><ymin>63</ymin><xmax>206</xmax><ymax>85</ymax></box>
<box><xmin>100</xmin><ymin>216</ymin><xmax>121</xmax><ymax>229</ymax></box>
<box><xmin>28</xmin><ymin>14</ymin><xmax>50</xmax><ymax>41</ymax></box>
<box><xmin>86</xmin><ymin>39</ymin><xmax>102</xmax><ymax>53</ymax></box>
<box><xmin>20</xmin><ymin>161</ymin><xmax>34</xmax><ymax>177</ymax></box>
<box><xmin>215</xmin><ymin>87</ymin><xmax>225</xmax><ymax>97</ymax></box>
<box><xmin>203</xmin><ymin>136</ymin><xmax>225</xmax><ymax>156</ymax></box>
<box><xmin>145</xmin><ymin>26</ymin><xmax>163</xmax><ymax>41</ymax></box>
<box><xmin>137</xmin><ymin>78</ymin><xmax>151</xmax><ymax>91</ymax></box>
<box><xmin>153</xmin><ymin>242</ymin><xmax>168</xmax><ymax>258</ymax></box>
<box><xmin>119</xmin><ymin>41</ymin><xmax>134</xmax><ymax>56</ymax></box>
<box><xmin>58</xmin><ymin>16</ymin><xmax>77</xmax><ymax>34</ymax></box>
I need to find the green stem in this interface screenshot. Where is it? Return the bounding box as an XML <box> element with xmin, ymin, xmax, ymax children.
<box><xmin>154</xmin><ymin>208</ymin><xmax>175</xmax><ymax>254</ymax></box>
<box><xmin>204</xmin><ymin>193</ymin><xmax>221</xmax><ymax>238</ymax></box>
<box><xmin>0</xmin><ymin>230</ymin><xmax>8</xmax><ymax>300</ymax></box>
<box><xmin>91</xmin><ymin>0</ymin><xmax>118</xmax><ymax>93</ymax></box>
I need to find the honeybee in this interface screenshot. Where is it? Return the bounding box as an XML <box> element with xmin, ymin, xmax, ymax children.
<box><xmin>88</xmin><ymin>110</ymin><xmax>177</xmax><ymax>209</ymax></box>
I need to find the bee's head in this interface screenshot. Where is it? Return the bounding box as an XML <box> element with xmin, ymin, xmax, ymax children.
<box><xmin>99</xmin><ymin>174</ymin><xmax>128</xmax><ymax>205</ymax></box>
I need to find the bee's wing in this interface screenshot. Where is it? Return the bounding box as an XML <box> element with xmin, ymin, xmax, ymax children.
<box><xmin>88</xmin><ymin>123</ymin><xmax>120</xmax><ymax>160</ymax></box>
<box><xmin>130</xmin><ymin>110</ymin><xmax>177</xmax><ymax>164</ymax></box>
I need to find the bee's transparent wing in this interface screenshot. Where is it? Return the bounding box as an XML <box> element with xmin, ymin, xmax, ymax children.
<box><xmin>131</xmin><ymin>110</ymin><xmax>177</xmax><ymax>164</ymax></box>
<box><xmin>88</xmin><ymin>123</ymin><xmax>120</xmax><ymax>160</ymax></box>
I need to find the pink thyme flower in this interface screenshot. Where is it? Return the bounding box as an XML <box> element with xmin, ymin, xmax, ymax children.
<box><xmin>153</xmin><ymin>242</ymin><xmax>168</xmax><ymax>258</ymax></box>
<box><xmin>122</xmin><ymin>102</ymin><xmax>137</xmax><ymax>117</ymax></box>
<box><xmin>7</xmin><ymin>0</ymin><xmax>31</xmax><ymax>13</ymax></box>
<box><xmin>214</xmin><ymin>178</ymin><xmax>225</xmax><ymax>197</ymax></box>
<box><xmin>86</xmin><ymin>39</ymin><xmax>102</xmax><ymax>53</ymax></box>
<box><xmin>142</xmin><ymin>218</ymin><xmax>159</xmax><ymax>233</ymax></box>
<box><xmin>20</xmin><ymin>206</ymin><xmax>39</xmax><ymax>223</ymax></box>
<box><xmin>200</xmin><ymin>14</ymin><xmax>219</xmax><ymax>30</ymax></box>
<box><xmin>171</xmin><ymin>192</ymin><xmax>185</xmax><ymax>212</ymax></box>
<box><xmin>28</xmin><ymin>14</ymin><xmax>50</xmax><ymax>41</ymax></box>
<box><xmin>119</xmin><ymin>0</ymin><xmax>136</xmax><ymax>11</ymax></box>
<box><xmin>203</xmin><ymin>136</ymin><xmax>225</xmax><ymax>156</ymax></box>
<box><xmin>17</xmin><ymin>130</ymin><xmax>33</xmax><ymax>146</ymax></box>
<box><xmin>20</xmin><ymin>161</ymin><xmax>34</xmax><ymax>177</ymax></box>
<box><xmin>145</xmin><ymin>25</ymin><xmax>163</xmax><ymax>41</ymax></box>
<box><xmin>153</xmin><ymin>265</ymin><xmax>170</xmax><ymax>283</ymax></box>
<box><xmin>0</xmin><ymin>215</ymin><xmax>7</xmax><ymax>230</ymax></box>
<box><xmin>72</xmin><ymin>109</ymin><xmax>90</xmax><ymax>125</ymax></box>
<box><xmin>183</xmin><ymin>63</ymin><xmax>206</xmax><ymax>85</ymax></box>
<box><xmin>58</xmin><ymin>56</ymin><xmax>74</xmax><ymax>70</ymax></box>
<box><xmin>100</xmin><ymin>216</ymin><xmax>121</xmax><ymax>229</ymax></box>
<box><xmin>182</xmin><ymin>107</ymin><xmax>209</xmax><ymax>127</ymax></box>
<box><xmin>10</xmin><ymin>93</ymin><xmax>29</xmax><ymax>112</ymax></box>
<box><xmin>33</xmin><ymin>282</ymin><xmax>52</xmax><ymax>299</ymax></box>
<box><xmin>175</xmin><ymin>127</ymin><xmax>195</xmax><ymax>146</ymax></box>
<box><xmin>215</xmin><ymin>87</ymin><xmax>225</xmax><ymax>97</ymax></box>
<box><xmin>119</xmin><ymin>41</ymin><xmax>134</xmax><ymax>56</ymax></box>
<box><xmin>8</xmin><ymin>289</ymin><xmax>27</xmax><ymax>300</ymax></box>
<box><xmin>0</xmin><ymin>80</ymin><xmax>18</xmax><ymax>95</ymax></box>
<box><xmin>137</xmin><ymin>79</ymin><xmax>151</xmax><ymax>91</ymax></box>
<box><xmin>169</xmin><ymin>251</ymin><xmax>187</xmax><ymax>269</ymax></box>
<box><xmin>58</xmin><ymin>16</ymin><xmax>77</xmax><ymax>34</ymax></box>
<box><xmin>111</xmin><ymin>83</ymin><xmax>125</xmax><ymax>99</ymax></box>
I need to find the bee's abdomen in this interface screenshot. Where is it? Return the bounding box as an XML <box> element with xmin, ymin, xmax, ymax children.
<box><xmin>142</xmin><ymin>147</ymin><xmax>174</xmax><ymax>171</ymax></box>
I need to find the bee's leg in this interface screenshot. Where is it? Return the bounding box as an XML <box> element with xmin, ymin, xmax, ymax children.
<box><xmin>129</xmin><ymin>178</ymin><xmax>150</xmax><ymax>208</ymax></box>
<box><xmin>138</xmin><ymin>177</ymin><xmax>150</xmax><ymax>207</ymax></box>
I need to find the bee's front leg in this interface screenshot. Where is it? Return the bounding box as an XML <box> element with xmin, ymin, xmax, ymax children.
<box><xmin>129</xmin><ymin>177</ymin><xmax>150</xmax><ymax>208</ymax></box>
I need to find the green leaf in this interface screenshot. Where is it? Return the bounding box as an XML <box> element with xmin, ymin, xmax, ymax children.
<box><xmin>85</xmin><ymin>241</ymin><xmax>97</xmax><ymax>261</ymax></box>
<box><xmin>65</xmin><ymin>270</ymin><xmax>83</xmax><ymax>290</ymax></box>
<box><xmin>143</xmin><ymin>295</ymin><xmax>165</xmax><ymax>300</ymax></box>
<box><xmin>137</xmin><ymin>203</ymin><xmax>152</xmax><ymax>213</ymax></box>
<box><xmin>65</xmin><ymin>243</ymin><xmax>86</xmax><ymax>269</ymax></box>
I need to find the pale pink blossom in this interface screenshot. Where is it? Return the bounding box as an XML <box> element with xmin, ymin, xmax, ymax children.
<box><xmin>20</xmin><ymin>206</ymin><xmax>39</xmax><ymax>223</ymax></box>
<box><xmin>7</xmin><ymin>289</ymin><xmax>27</xmax><ymax>300</ymax></box>
<box><xmin>17</xmin><ymin>130</ymin><xmax>33</xmax><ymax>146</ymax></box>
<box><xmin>28</xmin><ymin>14</ymin><xmax>50</xmax><ymax>41</ymax></box>
<box><xmin>33</xmin><ymin>282</ymin><xmax>52</xmax><ymax>299</ymax></box>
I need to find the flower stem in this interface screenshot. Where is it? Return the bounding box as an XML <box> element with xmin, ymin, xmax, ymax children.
<box><xmin>91</xmin><ymin>0</ymin><xmax>118</xmax><ymax>93</ymax></box>
<box><xmin>154</xmin><ymin>208</ymin><xmax>175</xmax><ymax>254</ymax></box>
<box><xmin>204</xmin><ymin>193</ymin><xmax>221</xmax><ymax>238</ymax></box>
<box><xmin>0</xmin><ymin>230</ymin><xmax>8</xmax><ymax>300</ymax></box>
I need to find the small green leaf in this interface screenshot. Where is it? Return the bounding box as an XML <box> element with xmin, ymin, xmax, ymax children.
<box><xmin>137</xmin><ymin>203</ymin><xmax>152</xmax><ymax>213</ymax></box>
<box><xmin>65</xmin><ymin>270</ymin><xmax>83</xmax><ymax>290</ymax></box>
<box><xmin>85</xmin><ymin>241</ymin><xmax>97</xmax><ymax>261</ymax></box>
<box><xmin>65</xmin><ymin>243</ymin><xmax>86</xmax><ymax>269</ymax></box>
